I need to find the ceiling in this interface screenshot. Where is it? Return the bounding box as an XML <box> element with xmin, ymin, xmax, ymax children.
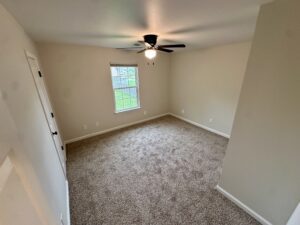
<box><xmin>0</xmin><ymin>0</ymin><xmax>272</xmax><ymax>50</ymax></box>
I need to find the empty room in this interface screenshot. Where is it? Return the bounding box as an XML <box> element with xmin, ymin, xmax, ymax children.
<box><xmin>0</xmin><ymin>0</ymin><xmax>299</xmax><ymax>225</ymax></box>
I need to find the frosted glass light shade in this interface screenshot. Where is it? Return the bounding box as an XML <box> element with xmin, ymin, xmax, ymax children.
<box><xmin>144</xmin><ymin>49</ymin><xmax>157</xmax><ymax>59</ymax></box>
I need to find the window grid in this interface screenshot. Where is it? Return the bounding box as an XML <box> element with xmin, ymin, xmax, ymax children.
<box><xmin>110</xmin><ymin>66</ymin><xmax>140</xmax><ymax>113</ymax></box>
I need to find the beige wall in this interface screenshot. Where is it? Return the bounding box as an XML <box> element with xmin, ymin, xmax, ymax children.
<box><xmin>0</xmin><ymin>4</ymin><xmax>68</xmax><ymax>225</ymax></box>
<box><xmin>219</xmin><ymin>0</ymin><xmax>300</xmax><ymax>224</ymax></box>
<box><xmin>169</xmin><ymin>42</ymin><xmax>251</xmax><ymax>137</ymax></box>
<box><xmin>37</xmin><ymin>42</ymin><xmax>251</xmax><ymax>141</ymax></box>
<box><xmin>0</xmin><ymin>157</ymin><xmax>41</xmax><ymax>225</ymax></box>
<box><xmin>37</xmin><ymin>43</ymin><xmax>170</xmax><ymax>141</ymax></box>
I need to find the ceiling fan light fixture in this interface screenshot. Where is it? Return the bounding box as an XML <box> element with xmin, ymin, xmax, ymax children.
<box><xmin>144</xmin><ymin>49</ymin><xmax>157</xmax><ymax>59</ymax></box>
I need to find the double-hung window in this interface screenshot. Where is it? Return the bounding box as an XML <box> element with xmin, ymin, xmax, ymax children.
<box><xmin>110</xmin><ymin>64</ymin><xmax>140</xmax><ymax>113</ymax></box>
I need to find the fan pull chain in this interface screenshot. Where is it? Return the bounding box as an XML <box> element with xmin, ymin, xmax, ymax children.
<box><xmin>147</xmin><ymin>61</ymin><xmax>155</xmax><ymax>66</ymax></box>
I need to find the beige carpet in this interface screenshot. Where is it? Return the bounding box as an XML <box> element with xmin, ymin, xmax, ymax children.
<box><xmin>67</xmin><ymin>116</ymin><xmax>260</xmax><ymax>225</ymax></box>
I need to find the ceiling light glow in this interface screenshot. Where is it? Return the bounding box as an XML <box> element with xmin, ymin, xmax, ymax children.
<box><xmin>144</xmin><ymin>49</ymin><xmax>157</xmax><ymax>59</ymax></box>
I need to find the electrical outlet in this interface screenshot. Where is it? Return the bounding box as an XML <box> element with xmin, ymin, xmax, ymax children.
<box><xmin>209</xmin><ymin>118</ymin><xmax>213</xmax><ymax>123</ymax></box>
<box><xmin>83</xmin><ymin>124</ymin><xmax>88</xmax><ymax>130</ymax></box>
<box><xmin>144</xmin><ymin>110</ymin><xmax>147</xmax><ymax>115</ymax></box>
<box><xmin>181</xmin><ymin>109</ymin><xmax>185</xmax><ymax>114</ymax></box>
<box><xmin>95</xmin><ymin>121</ymin><xmax>100</xmax><ymax>127</ymax></box>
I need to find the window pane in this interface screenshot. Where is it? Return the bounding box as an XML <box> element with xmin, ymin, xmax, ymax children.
<box><xmin>128</xmin><ymin>76</ymin><xmax>136</xmax><ymax>87</ymax></box>
<box><xmin>130</xmin><ymin>87</ymin><xmax>137</xmax><ymax>97</ymax></box>
<box><xmin>120</xmin><ymin>76</ymin><xmax>128</xmax><ymax>88</ymax></box>
<box><xmin>128</xmin><ymin>67</ymin><xmax>135</xmax><ymax>75</ymax></box>
<box><xmin>130</xmin><ymin>97</ymin><xmax>138</xmax><ymax>106</ymax></box>
<box><xmin>110</xmin><ymin>66</ymin><xmax>139</xmax><ymax>112</ymax></box>
<box><xmin>112</xmin><ymin>70</ymin><xmax>136</xmax><ymax>88</ymax></box>
<box><xmin>116</xmin><ymin>99</ymin><xmax>123</xmax><ymax>111</ymax></box>
<box><xmin>123</xmin><ymin>98</ymin><xmax>131</xmax><ymax>107</ymax></box>
<box><xmin>114</xmin><ymin>89</ymin><xmax>123</xmax><ymax>100</ymax></box>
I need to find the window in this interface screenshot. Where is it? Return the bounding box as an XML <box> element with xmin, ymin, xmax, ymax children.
<box><xmin>110</xmin><ymin>65</ymin><xmax>140</xmax><ymax>113</ymax></box>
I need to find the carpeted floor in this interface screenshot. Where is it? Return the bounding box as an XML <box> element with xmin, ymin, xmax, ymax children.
<box><xmin>67</xmin><ymin>116</ymin><xmax>260</xmax><ymax>225</ymax></box>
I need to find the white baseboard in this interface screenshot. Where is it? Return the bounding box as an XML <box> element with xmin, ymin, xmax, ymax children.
<box><xmin>64</xmin><ymin>113</ymin><xmax>169</xmax><ymax>144</ymax></box>
<box><xmin>65</xmin><ymin>112</ymin><xmax>231</xmax><ymax>144</ymax></box>
<box><xmin>169</xmin><ymin>113</ymin><xmax>230</xmax><ymax>138</ymax></box>
<box><xmin>216</xmin><ymin>185</ymin><xmax>272</xmax><ymax>225</ymax></box>
<box><xmin>65</xmin><ymin>180</ymin><xmax>71</xmax><ymax>225</ymax></box>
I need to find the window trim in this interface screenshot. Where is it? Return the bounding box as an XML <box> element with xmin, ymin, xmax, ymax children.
<box><xmin>110</xmin><ymin>64</ymin><xmax>141</xmax><ymax>113</ymax></box>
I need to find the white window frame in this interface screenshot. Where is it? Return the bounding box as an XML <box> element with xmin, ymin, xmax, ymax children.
<box><xmin>110</xmin><ymin>64</ymin><xmax>141</xmax><ymax>113</ymax></box>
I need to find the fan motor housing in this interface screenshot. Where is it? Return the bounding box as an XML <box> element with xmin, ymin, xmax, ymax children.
<box><xmin>144</xmin><ymin>34</ymin><xmax>158</xmax><ymax>46</ymax></box>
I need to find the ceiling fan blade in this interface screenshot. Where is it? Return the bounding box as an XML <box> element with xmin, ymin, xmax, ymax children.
<box><xmin>157</xmin><ymin>47</ymin><xmax>174</xmax><ymax>53</ymax></box>
<box><xmin>137</xmin><ymin>49</ymin><xmax>146</xmax><ymax>53</ymax></box>
<box><xmin>158</xmin><ymin>44</ymin><xmax>186</xmax><ymax>48</ymax></box>
<box><xmin>138</xmin><ymin>40</ymin><xmax>151</xmax><ymax>48</ymax></box>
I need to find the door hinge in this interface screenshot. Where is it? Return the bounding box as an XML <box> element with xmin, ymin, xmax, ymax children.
<box><xmin>61</xmin><ymin>146</ymin><xmax>64</xmax><ymax>151</ymax></box>
<box><xmin>51</xmin><ymin>112</ymin><xmax>54</xmax><ymax>118</ymax></box>
<box><xmin>38</xmin><ymin>71</ymin><xmax>43</xmax><ymax>77</ymax></box>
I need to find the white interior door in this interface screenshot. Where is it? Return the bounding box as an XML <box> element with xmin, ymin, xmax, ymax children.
<box><xmin>25</xmin><ymin>51</ymin><xmax>66</xmax><ymax>175</ymax></box>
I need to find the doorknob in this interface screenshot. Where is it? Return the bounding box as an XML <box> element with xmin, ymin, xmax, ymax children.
<box><xmin>52</xmin><ymin>131</ymin><xmax>58</xmax><ymax>135</ymax></box>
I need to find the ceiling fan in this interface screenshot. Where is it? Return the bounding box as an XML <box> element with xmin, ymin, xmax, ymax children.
<box><xmin>120</xmin><ymin>34</ymin><xmax>186</xmax><ymax>59</ymax></box>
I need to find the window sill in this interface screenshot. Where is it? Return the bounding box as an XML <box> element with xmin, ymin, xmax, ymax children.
<box><xmin>114</xmin><ymin>106</ymin><xmax>141</xmax><ymax>114</ymax></box>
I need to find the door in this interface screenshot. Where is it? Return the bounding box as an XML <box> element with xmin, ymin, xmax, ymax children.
<box><xmin>25</xmin><ymin>51</ymin><xmax>66</xmax><ymax>175</ymax></box>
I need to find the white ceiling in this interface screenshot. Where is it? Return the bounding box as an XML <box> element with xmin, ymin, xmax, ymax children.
<box><xmin>1</xmin><ymin>0</ymin><xmax>272</xmax><ymax>50</ymax></box>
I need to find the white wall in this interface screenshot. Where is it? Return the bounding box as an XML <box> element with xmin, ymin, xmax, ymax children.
<box><xmin>169</xmin><ymin>42</ymin><xmax>251</xmax><ymax>137</ymax></box>
<box><xmin>37</xmin><ymin>43</ymin><xmax>170</xmax><ymax>142</ymax></box>
<box><xmin>0</xmin><ymin>4</ymin><xmax>68</xmax><ymax>225</ymax></box>
<box><xmin>219</xmin><ymin>0</ymin><xmax>300</xmax><ymax>224</ymax></box>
